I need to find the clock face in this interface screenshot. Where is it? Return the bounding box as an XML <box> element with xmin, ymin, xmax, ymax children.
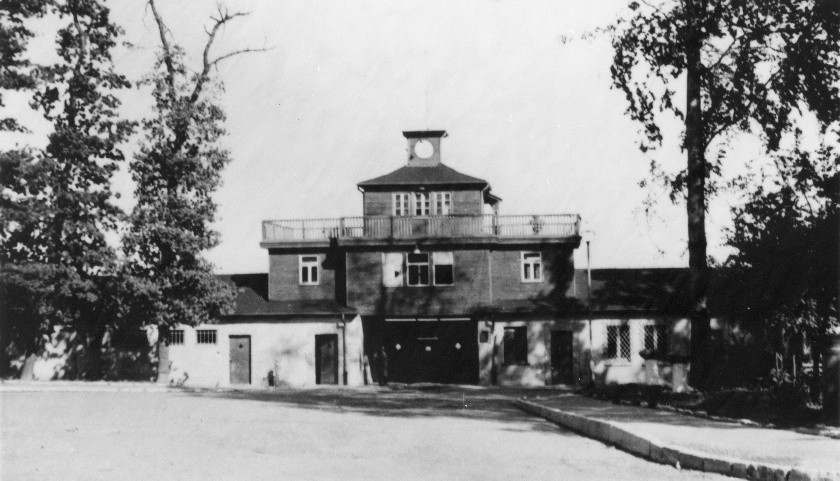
<box><xmin>414</xmin><ymin>139</ymin><xmax>434</xmax><ymax>159</ymax></box>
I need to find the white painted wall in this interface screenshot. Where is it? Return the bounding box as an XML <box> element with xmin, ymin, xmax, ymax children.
<box><xmin>479</xmin><ymin>317</ymin><xmax>690</xmax><ymax>389</ymax></box>
<box><xmin>168</xmin><ymin>316</ymin><xmax>365</xmax><ymax>388</ymax></box>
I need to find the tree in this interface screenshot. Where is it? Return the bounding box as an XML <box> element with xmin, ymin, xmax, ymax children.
<box><xmin>724</xmin><ymin>142</ymin><xmax>838</xmax><ymax>397</ymax></box>
<box><xmin>123</xmin><ymin>1</ymin><xmax>267</xmax><ymax>380</ymax></box>
<box><xmin>0</xmin><ymin>0</ymin><xmax>132</xmax><ymax>379</ymax></box>
<box><xmin>0</xmin><ymin>0</ymin><xmax>51</xmax><ymax>132</ymax></box>
<box><xmin>609</xmin><ymin>0</ymin><xmax>840</xmax><ymax>388</ymax></box>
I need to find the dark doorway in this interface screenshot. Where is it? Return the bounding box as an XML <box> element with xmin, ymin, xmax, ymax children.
<box><xmin>229</xmin><ymin>335</ymin><xmax>251</xmax><ymax>385</ymax></box>
<box><xmin>550</xmin><ymin>330</ymin><xmax>574</xmax><ymax>385</ymax></box>
<box><xmin>315</xmin><ymin>334</ymin><xmax>339</xmax><ymax>385</ymax></box>
<box><xmin>375</xmin><ymin>319</ymin><xmax>479</xmax><ymax>384</ymax></box>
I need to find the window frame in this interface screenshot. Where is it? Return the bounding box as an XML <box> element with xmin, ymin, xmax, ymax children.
<box><xmin>196</xmin><ymin>329</ymin><xmax>217</xmax><ymax>345</ymax></box>
<box><xmin>169</xmin><ymin>329</ymin><xmax>184</xmax><ymax>346</ymax></box>
<box><xmin>644</xmin><ymin>324</ymin><xmax>668</xmax><ymax>355</ymax></box>
<box><xmin>406</xmin><ymin>252</ymin><xmax>430</xmax><ymax>286</ymax></box>
<box><xmin>433</xmin><ymin>192</ymin><xmax>452</xmax><ymax>215</ymax></box>
<box><xmin>520</xmin><ymin>251</ymin><xmax>543</xmax><ymax>283</ymax></box>
<box><xmin>413</xmin><ymin>192</ymin><xmax>430</xmax><ymax>216</ymax></box>
<box><xmin>605</xmin><ymin>324</ymin><xmax>631</xmax><ymax>361</ymax></box>
<box><xmin>432</xmin><ymin>251</ymin><xmax>454</xmax><ymax>286</ymax></box>
<box><xmin>503</xmin><ymin>326</ymin><xmax>528</xmax><ymax>365</ymax></box>
<box><xmin>299</xmin><ymin>255</ymin><xmax>320</xmax><ymax>286</ymax></box>
<box><xmin>393</xmin><ymin>193</ymin><xmax>410</xmax><ymax>216</ymax></box>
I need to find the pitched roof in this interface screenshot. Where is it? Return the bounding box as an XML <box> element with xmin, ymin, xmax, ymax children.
<box><xmin>357</xmin><ymin>164</ymin><xmax>489</xmax><ymax>189</ymax></box>
<box><xmin>219</xmin><ymin>274</ymin><xmax>356</xmax><ymax>318</ymax></box>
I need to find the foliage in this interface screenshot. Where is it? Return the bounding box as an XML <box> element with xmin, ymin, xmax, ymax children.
<box><xmin>612</xmin><ymin>0</ymin><xmax>840</xmax><ymax>186</ymax></box>
<box><xmin>0</xmin><ymin>0</ymin><xmax>51</xmax><ymax>132</ymax></box>
<box><xmin>0</xmin><ymin>0</ymin><xmax>131</xmax><ymax>378</ymax></box>
<box><xmin>121</xmin><ymin>2</ymin><xmax>245</xmax><ymax>332</ymax></box>
<box><xmin>724</xmin><ymin>139</ymin><xmax>839</xmax><ymax>388</ymax></box>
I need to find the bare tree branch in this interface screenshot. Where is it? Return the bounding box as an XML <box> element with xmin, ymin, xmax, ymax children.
<box><xmin>147</xmin><ymin>0</ymin><xmax>176</xmax><ymax>101</ymax></box>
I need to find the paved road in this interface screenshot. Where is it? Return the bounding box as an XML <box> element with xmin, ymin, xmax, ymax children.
<box><xmin>1</xmin><ymin>387</ymin><xmax>729</xmax><ymax>480</ymax></box>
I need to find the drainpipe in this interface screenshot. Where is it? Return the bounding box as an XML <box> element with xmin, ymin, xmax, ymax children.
<box><xmin>341</xmin><ymin>314</ymin><xmax>348</xmax><ymax>385</ymax></box>
<box><xmin>585</xmin><ymin>234</ymin><xmax>595</xmax><ymax>385</ymax></box>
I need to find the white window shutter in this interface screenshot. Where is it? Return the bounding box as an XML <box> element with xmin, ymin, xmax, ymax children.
<box><xmin>382</xmin><ymin>253</ymin><xmax>404</xmax><ymax>287</ymax></box>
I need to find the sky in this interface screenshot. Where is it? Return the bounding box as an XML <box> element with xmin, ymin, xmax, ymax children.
<box><xmin>2</xmin><ymin>0</ymin><xmax>768</xmax><ymax>274</ymax></box>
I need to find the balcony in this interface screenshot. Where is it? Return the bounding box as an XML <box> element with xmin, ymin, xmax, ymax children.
<box><xmin>261</xmin><ymin>214</ymin><xmax>580</xmax><ymax>244</ymax></box>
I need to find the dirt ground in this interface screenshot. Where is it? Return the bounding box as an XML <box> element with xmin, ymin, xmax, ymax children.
<box><xmin>1</xmin><ymin>385</ymin><xmax>730</xmax><ymax>481</ymax></box>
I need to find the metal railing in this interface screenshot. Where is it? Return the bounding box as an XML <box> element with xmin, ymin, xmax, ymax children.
<box><xmin>262</xmin><ymin>214</ymin><xmax>580</xmax><ymax>242</ymax></box>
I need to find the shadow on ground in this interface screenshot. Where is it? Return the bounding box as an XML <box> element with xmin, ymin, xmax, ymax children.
<box><xmin>178</xmin><ymin>384</ymin><xmax>577</xmax><ymax>435</ymax></box>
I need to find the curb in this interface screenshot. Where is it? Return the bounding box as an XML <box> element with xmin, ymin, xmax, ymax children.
<box><xmin>0</xmin><ymin>381</ymin><xmax>171</xmax><ymax>393</ymax></box>
<box><xmin>516</xmin><ymin>399</ymin><xmax>840</xmax><ymax>481</ymax></box>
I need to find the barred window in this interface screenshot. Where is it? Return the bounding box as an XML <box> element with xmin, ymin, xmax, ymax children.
<box><xmin>644</xmin><ymin>324</ymin><xmax>668</xmax><ymax>354</ymax></box>
<box><xmin>606</xmin><ymin>325</ymin><xmax>630</xmax><ymax>360</ymax></box>
<box><xmin>196</xmin><ymin>330</ymin><xmax>217</xmax><ymax>345</ymax></box>
<box><xmin>169</xmin><ymin>329</ymin><xmax>184</xmax><ymax>345</ymax></box>
<box><xmin>503</xmin><ymin>326</ymin><xmax>528</xmax><ymax>365</ymax></box>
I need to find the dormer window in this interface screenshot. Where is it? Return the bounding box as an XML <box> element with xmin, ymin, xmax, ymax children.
<box><xmin>434</xmin><ymin>192</ymin><xmax>451</xmax><ymax>215</ymax></box>
<box><xmin>413</xmin><ymin>192</ymin><xmax>430</xmax><ymax>216</ymax></box>
<box><xmin>393</xmin><ymin>193</ymin><xmax>410</xmax><ymax>216</ymax></box>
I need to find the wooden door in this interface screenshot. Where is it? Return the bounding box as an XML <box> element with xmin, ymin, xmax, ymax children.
<box><xmin>315</xmin><ymin>334</ymin><xmax>339</xmax><ymax>385</ymax></box>
<box><xmin>229</xmin><ymin>335</ymin><xmax>251</xmax><ymax>385</ymax></box>
<box><xmin>550</xmin><ymin>330</ymin><xmax>574</xmax><ymax>385</ymax></box>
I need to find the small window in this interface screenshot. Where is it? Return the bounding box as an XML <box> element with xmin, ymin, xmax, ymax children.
<box><xmin>434</xmin><ymin>192</ymin><xmax>451</xmax><ymax>215</ymax></box>
<box><xmin>432</xmin><ymin>252</ymin><xmax>454</xmax><ymax>286</ymax></box>
<box><xmin>644</xmin><ymin>324</ymin><xmax>668</xmax><ymax>354</ymax></box>
<box><xmin>521</xmin><ymin>252</ymin><xmax>543</xmax><ymax>282</ymax></box>
<box><xmin>196</xmin><ymin>330</ymin><xmax>217</xmax><ymax>345</ymax></box>
<box><xmin>413</xmin><ymin>192</ymin><xmax>430</xmax><ymax>216</ymax></box>
<box><xmin>393</xmin><ymin>193</ymin><xmax>410</xmax><ymax>216</ymax></box>
<box><xmin>299</xmin><ymin>255</ymin><xmax>320</xmax><ymax>285</ymax></box>
<box><xmin>406</xmin><ymin>252</ymin><xmax>430</xmax><ymax>286</ymax></box>
<box><xmin>169</xmin><ymin>329</ymin><xmax>184</xmax><ymax>345</ymax></box>
<box><xmin>382</xmin><ymin>252</ymin><xmax>404</xmax><ymax>287</ymax></box>
<box><xmin>606</xmin><ymin>325</ymin><xmax>630</xmax><ymax>360</ymax></box>
<box><xmin>503</xmin><ymin>326</ymin><xmax>528</xmax><ymax>365</ymax></box>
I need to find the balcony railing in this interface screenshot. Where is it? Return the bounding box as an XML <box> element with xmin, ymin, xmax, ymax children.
<box><xmin>262</xmin><ymin>214</ymin><xmax>580</xmax><ymax>243</ymax></box>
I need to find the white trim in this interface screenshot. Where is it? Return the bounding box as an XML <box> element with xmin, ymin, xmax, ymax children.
<box><xmin>432</xmin><ymin>251</ymin><xmax>454</xmax><ymax>286</ymax></box>
<box><xmin>520</xmin><ymin>251</ymin><xmax>543</xmax><ymax>283</ymax></box>
<box><xmin>298</xmin><ymin>254</ymin><xmax>320</xmax><ymax>286</ymax></box>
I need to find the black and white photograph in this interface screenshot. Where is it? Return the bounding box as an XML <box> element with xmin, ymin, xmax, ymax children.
<box><xmin>1</xmin><ymin>0</ymin><xmax>838</xmax><ymax>480</ymax></box>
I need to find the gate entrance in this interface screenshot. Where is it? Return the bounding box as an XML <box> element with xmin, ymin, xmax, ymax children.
<box><xmin>377</xmin><ymin>319</ymin><xmax>478</xmax><ymax>384</ymax></box>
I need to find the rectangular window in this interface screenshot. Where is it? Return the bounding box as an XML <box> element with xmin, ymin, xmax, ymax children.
<box><xmin>521</xmin><ymin>252</ymin><xmax>543</xmax><ymax>282</ymax></box>
<box><xmin>196</xmin><ymin>330</ymin><xmax>217</xmax><ymax>345</ymax></box>
<box><xmin>503</xmin><ymin>326</ymin><xmax>528</xmax><ymax>365</ymax></box>
<box><xmin>393</xmin><ymin>193</ymin><xmax>410</xmax><ymax>216</ymax></box>
<box><xmin>606</xmin><ymin>325</ymin><xmax>630</xmax><ymax>360</ymax></box>
<box><xmin>169</xmin><ymin>329</ymin><xmax>184</xmax><ymax>345</ymax></box>
<box><xmin>382</xmin><ymin>252</ymin><xmax>404</xmax><ymax>287</ymax></box>
<box><xmin>644</xmin><ymin>324</ymin><xmax>668</xmax><ymax>354</ymax></box>
<box><xmin>432</xmin><ymin>252</ymin><xmax>454</xmax><ymax>286</ymax></box>
<box><xmin>299</xmin><ymin>255</ymin><xmax>320</xmax><ymax>285</ymax></box>
<box><xmin>433</xmin><ymin>192</ymin><xmax>451</xmax><ymax>215</ymax></box>
<box><xmin>406</xmin><ymin>252</ymin><xmax>430</xmax><ymax>286</ymax></box>
<box><xmin>413</xmin><ymin>192</ymin><xmax>430</xmax><ymax>216</ymax></box>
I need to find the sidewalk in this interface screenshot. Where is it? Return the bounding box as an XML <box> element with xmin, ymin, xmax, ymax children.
<box><xmin>517</xmin><ymin>394</ymin><xmax>840</xmax><ymax>481</ymax></box>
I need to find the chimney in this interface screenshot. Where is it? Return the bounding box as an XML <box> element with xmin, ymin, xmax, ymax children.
<box><xmin>403</xmin><ymin>130</ymin><xmax>447</xmax><ymax>167</ymax></box>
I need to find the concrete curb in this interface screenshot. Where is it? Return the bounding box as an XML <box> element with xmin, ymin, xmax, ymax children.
<box><xmin>516</xmin><ymin>399</ymin><xmax>840</xmax><ymax>481</ymax></box>
<box><xmin>0</xmin><ymin>381</ymin><xmax>171</xmax><ymax>393</ymax></box>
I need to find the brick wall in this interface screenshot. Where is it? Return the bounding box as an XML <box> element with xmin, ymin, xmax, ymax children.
<box><xmin>345</xmin><ymin>245</ymin><xmax>576</xmax><ymax>316</ymax></box>
<box><xmin>268</xmin><ymin>251</ymin><xmax>336</xmax><ymax>301</ymax></box>
<box><xmin>363</xmin><ymin>189</ymin><xmax>484</xmax><ymax>216</ymax></box>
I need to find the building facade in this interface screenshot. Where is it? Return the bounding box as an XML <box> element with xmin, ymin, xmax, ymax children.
<box><xmin>166</xmin><ymin>131</ymin><xmax>692</xmax><ymax>388</ymax></box>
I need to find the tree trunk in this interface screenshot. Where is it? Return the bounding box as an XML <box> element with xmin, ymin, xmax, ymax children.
<box><xmin>685</xmin><ymin>0</ymin><xmax>711</xmax><ymax>390</ymax></box>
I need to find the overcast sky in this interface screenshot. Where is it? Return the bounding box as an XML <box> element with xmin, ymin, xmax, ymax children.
<box><xmin>4</xmin><ymin>0</ymin><xmax>769</xmax><ymax>274</ymax></box>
